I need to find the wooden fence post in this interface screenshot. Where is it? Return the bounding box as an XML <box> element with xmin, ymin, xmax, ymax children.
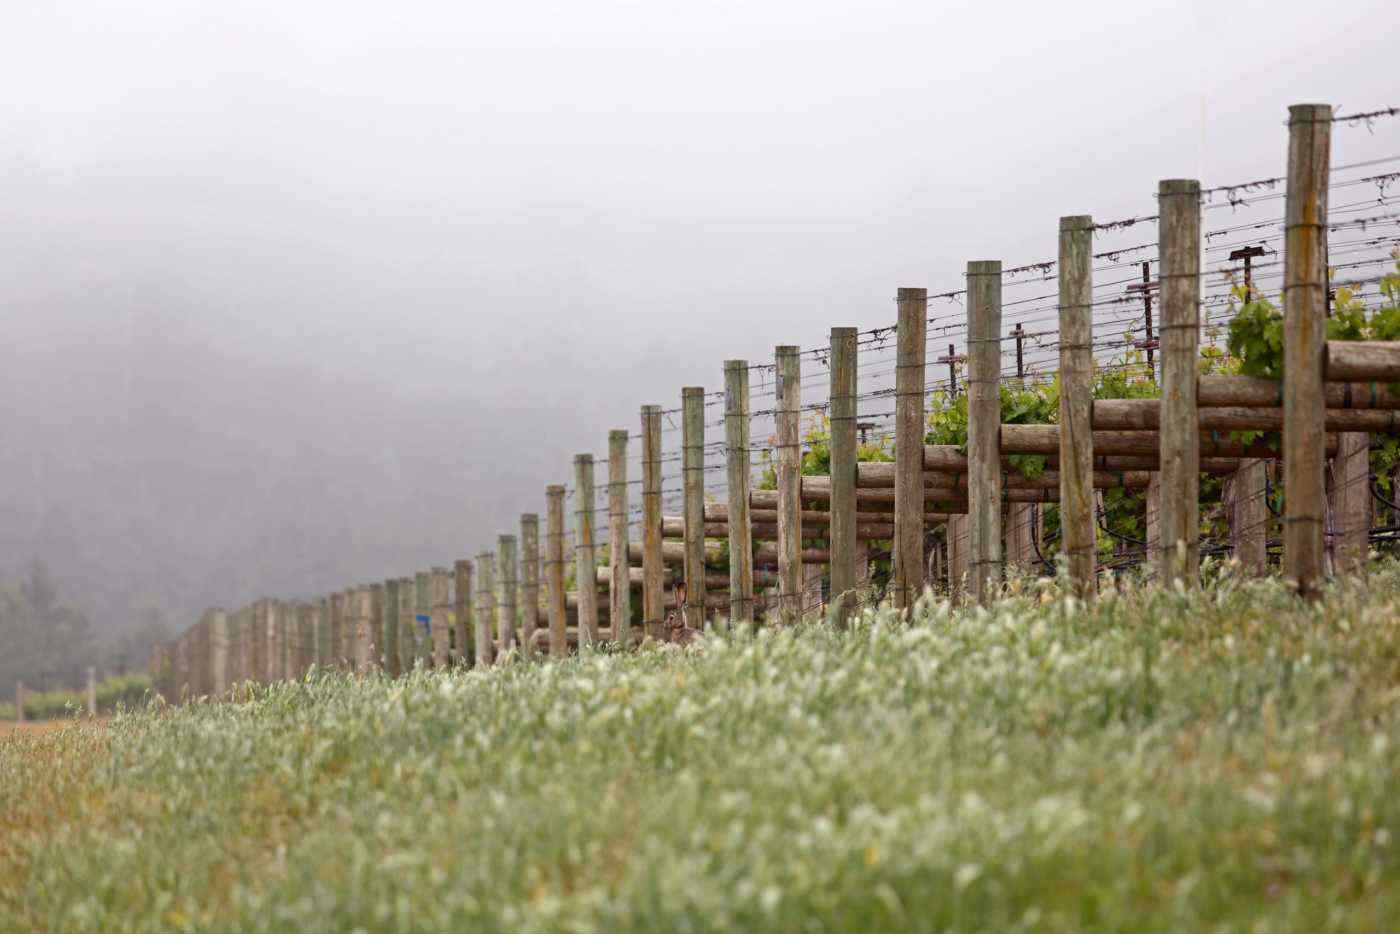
<box><xmin>640</xmin><ymin>406</ymin><xmax>666</xmax><ymax>640</ymax></box>
<box><xmin>426</xmin><ymin>567</ymin><xmax>449</xmax><ymax>666</ymax></box>
<box><xmin>326</xmin><ymin>594</ymin><xmax>342</xmax><ymax>672</ymax></box>
<box><xmin>894</xmin><ymin>288</ymin><xmax>927</xmax><ymax>610</ymax></box>
<box><xmin>210</xmin><ymin>609</ymin><xmax>229</xmax><ymax>696</ymax></box>
<box><xmin>1145</xmin><ymin>476</ymin><xmax>1161</xmax><ymax>567</ymax></box>
<box><xmin>546</xmin><ymin>485</ymin><xmax>568</xmax><ymax>657</ymax></box>
<box><xmin>1234</xmin><ymin>459</ymin><xmax>1268</xmax><ymax>573</ymax></box>
<box><xmin>1284</xmin><ymin>103</ymin><xmax>1333</xmax><ymax>596</ymax></box>
<box><xmin>344</xmin><ymin>588</ymin><xmax>361</xmax><ymax>667</ymax></box>
<box><xmin>497</xmin><ymin>538</ymin><xmax>518</xmax><ymax>656</ymax></box>
<box><xmin>14</xmin><ymin>682</ymin><xmax>24</xmax><ymax>722</ymax></box>
<box><xmin>948</xmin><ymin>514</ymin><xmax>969</xmax><ymax>596</ymax></box>
<box><xmin>1058</xmin><ymin>215</ymin><xmax>1097</xmax><ymax>593</ymax></box>
<box><xmin>475</xmin><ymin>552</ymin><xmax>496</xmax><ymax>666</ymax></box>
<box><xmin>573</xmin><ymin>454</ymin><xmax>600</xmax><ymax>646</ymax></box>
<box><xmin>520</xmin><ymin>515</ymin><xmax>540</xmax><ymax>657</ymax></box>
<box><xmin>86</xmin><ymin>666</ymin><xmax>97</xmax><ymax>716</ymax></box>
<box><xmin>453</xmin><ymin>559</ymin><xmax>473</xmax><ymax>666</ymax></box>
<box><xmin>682</xmin><ymin>387</ymin><xmax>708</xmax><ymax>629</ymax></box>
<box><xmin>411</xmin><ymin>572</ymin><xmax>430</xmax><ymax>667</ymax></box>
<box><xmin>723</xmin><ymin>361</ymin><xmax>755</xmax><ymax>625</ymax></box>
<box><xmin>254</xmin><ymin>598</ymin><xmax>271</xmax><ymax>682</ymax></box>
<box><xmin>396</xmin><ymin>578</ymin><xmax>415</xmax><ymax>671</ymax></box>
<box><xmin>356</xmin><ymin>587</ymin><xmax>376</xmax><ymax>672</ymax></box>
<box><xmin>315</xmin><ymin>597</ymin><xmax>329</xmax><ymax>670</ymax></box>
<box><xmin>1159</xmin><ymin>179</ymin><xmax>1202</xmax><ymax>585</ymax></box>
<box><xmin>370</xmin><ymin>585</ymin><xmax>385</xmax><ymax>672</ymax></box>
<box><xmin>775</xmin><ymin>346</ymin><xmax>803</xmax><ymax>623</ymax></box>
<box><xmin>383</xmin><ymin>578</ymin><xmax>401</xmax><ymax>677</ymax></box>
<box><xmin>1335</xmin><ymin>432</ymin><xmax>1370</xmax><ymax>576</ymax></box>
<box><xmin>829</xmin><ymin>327</ymin><xmax>858</xmax><ymax>625</ymax></box>
<box><xmin>967</xmin><ymin>260</ymin><xmax>1003</xmax><ymax>606</ymax></box>
<box><xmin>608</xmin><ymin>430</ymin><xmax>632</xmax><ymax>646</ymax></box>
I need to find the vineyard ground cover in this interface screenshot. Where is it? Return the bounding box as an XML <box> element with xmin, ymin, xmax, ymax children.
<box><xmin>6</xmin><ymin>565</ymin><xmax>1400</xmax><ymax>930</ymax></box>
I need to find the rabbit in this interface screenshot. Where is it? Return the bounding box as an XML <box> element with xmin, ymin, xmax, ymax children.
<box><xmin>667</xmin><ymin>582</ymin><xmax>701</xmax><ymax>645</ymax></box>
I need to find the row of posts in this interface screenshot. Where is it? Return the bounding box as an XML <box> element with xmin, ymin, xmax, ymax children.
<box><xmin>153</xmin><ymin>103</ymin><xmax>1356</xmax><ymax>701</ymax></box>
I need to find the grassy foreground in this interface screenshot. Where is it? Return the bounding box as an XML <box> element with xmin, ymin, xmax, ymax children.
<box><xmin>4</xmin><ymin>565</ymin><xmax>1400</xmax><ymax>931</ymax></box>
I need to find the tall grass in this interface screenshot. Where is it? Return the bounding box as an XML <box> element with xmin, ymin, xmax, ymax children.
<box><xmin>3</xmin><ymin>564</ymin><xmax>1400</xmax><ymax>931</ymax></box>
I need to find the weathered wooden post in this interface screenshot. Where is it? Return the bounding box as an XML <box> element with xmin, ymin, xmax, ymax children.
<box><xmin>453</xmin><ymin>559</ymin><xmax>473</xmax><ymax>666</ymax></box>
<box><xmin>546</xmin><ymin>485</ymin><xmax>568</xmax><ymax>657</ymax></box>
<box><xmin>1059</xmin><ymin>215</ymin><xmax>1097</xmax><ymax>592</ymax></box>
<box><xmin>641</xmin><ymin>406</ymin><xmax>666</xmax><ymax>640</ymax></box>
<box><xmin>475</xmin><ymin>552</ymin><xmax>496</xmax><ymax>666</ymax></box>
<box><xmin>173</xmin><ymin>632</ymin><xmax>188</xmax><ymax>702</ymax></box>
<box><xmin>1334</xmin><ymin>432</ymin><xmax>1370</xmax><ymax>576</ymax></box>
<box><xmin>253</xmin><ymin>598</ymin><xmax>271</xmax><ymax>682</ymax></box>
<box><xmin>608</xmin><ymin>431</ymin><xmax>632</xmax><ymax>646</ymax></box>
<box><xmin>343</xmin><ymin>588</ymin><xmax>360</xmax><ymax>667</ymax></box>
<box><xmin>520</xmin><ymin>516</ymin><xmax>541</xmax><ymax>657</ymax></box>
<box><xmin>829</xmin><ymin>328</ymin><xmax>858</xmax><ymax>625</ymax></box>
<box><xmin>497</xmin><ymin>539</ymin><xmax>517</xmax><ymax>656</ymax></box>
<box><xmin>1234</xmin><ymin>461</ymin><xmax>1268</xmax><ymax>574</ymax></box>
<box><xmin>1145</xmin><ymin>476</ymin><xmax>1161</xmax><ymax>567</ymax></box>
<box><xmin>86</xmin><ymin>666</ymin><xmax>97</xmax><ymax>716</ymax></box>
<box><xmin>365</xmin><ymin>586</ymin><xmax>382</xmax><ymax>672</ymax></box>
<box><xmin>854</xmin><ymin>538</ymin><xmax>871</xmax><ymax>590</ymax></box>
<box><xmin>682</xmin><ymin>387</ymin><xmax>708</xmax><ymax>629</ymax></box>
<box><xmin>1159</xmin><ymin>179</ymin><xmax>1202</xmax><ymax>585</ymax></box>
<box><xmin>723</xmin><ymin>361</ymin><xmax>755</xmax><ymax>625</ymax></box>
<box><xmin>573</xmin><ymin>454</ymin><xmax>600</xmax><ymax>645</ymax></box>
<box><xmin>948</xmin><ymin>514</ymin><xmax>969</xmax><ymax>596</ymax></box>
<box><xmin>14</xmin><ymin>682</ymin><xmax>24</xmax><ymax>723</ymax></box>
<box><xmin>396</xmin><ymin>578</ymin><xmax>415</xmax><ymax>671</ymax></box>
<box><xmin>1284</xmin><ymin>103</ymin><xmax>1332</xmax><ymax>599</ymax></box>
<box><xmin>354</xmin><ymin>587</ymin><xmax>375</xmax><ymax>672</ymax></box>
<box><xmin>775</xmin><ymin>346</ymin><xmax>803</xmax><ymax>622</ymax></box>
<box><xmin>327</xmin><ymin>594</ymin><xmax>343</xmax><ymax>672</ymax></box>
<box><xmin>426</xmin><ymin>568</ymin><xmax>449</xmax><ymax>666</ymax></box>
<box><xmin>968</xmin><ymin>261</ymin><xmax>1003</xmax><ymax>605</ymax></box>
<box><xmin>414</xmin><ymin>572</ymin><xmax>432</xmax><ymax>667</ymax></box>
<box><xmin>893</xmin><ymin>288</ymin><xmax>927</xmax><ymax>609</ymax></box>
<box><xmin>315</xmin><ymin>597</ymin><xmax>330</xmax><ymax>670</ymax></box>
<box><xmin>210</xmin><ymin>609</ymin><xmax>229</xmax><ymax>696</ymax></box>
<box><xmin>383</xmin><ymin>579</ymin><xmax>401</xmax><ymax>677</ymax></box>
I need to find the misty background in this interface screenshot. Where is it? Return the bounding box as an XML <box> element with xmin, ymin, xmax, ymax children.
<box><xmin>2</xmin><ymin>0</ymin><xmax>1395</xmax><ymax>659</ymax></box>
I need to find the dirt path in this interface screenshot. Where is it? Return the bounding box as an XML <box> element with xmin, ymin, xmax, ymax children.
<box><xmin>0</xmin><ymin>718</ymin><xmax>108</xmax><ymax>738</ymax></box>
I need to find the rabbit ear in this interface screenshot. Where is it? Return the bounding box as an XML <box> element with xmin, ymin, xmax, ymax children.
<box><xmin>675</xmin><ymin>582</ymin><xmax>687</xmax><ymax>607</ymax></box>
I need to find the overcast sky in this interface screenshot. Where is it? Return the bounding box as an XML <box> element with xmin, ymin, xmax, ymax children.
<box><xmin>1</xmin><ymin>0</ymin><xmax>1395</xmax><ymax>632</ymax></box>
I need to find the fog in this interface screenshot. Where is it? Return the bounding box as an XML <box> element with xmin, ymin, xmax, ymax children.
<box><xmin>1</xmin><ymin>0</ymin><xmax>1394</xmax><ymax>634</ymax></box>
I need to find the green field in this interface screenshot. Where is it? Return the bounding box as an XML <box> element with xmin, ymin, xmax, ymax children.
<box><xmin>4</xmin><ymin>563</ymin><xmax>1400</xmax><ymax>931</ymax></box>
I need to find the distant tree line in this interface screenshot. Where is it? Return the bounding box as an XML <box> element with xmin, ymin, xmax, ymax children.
<box><xmin>0</xmin><ymin>561</ymin><xmax>172</xmax><ymax>696</ymax></box>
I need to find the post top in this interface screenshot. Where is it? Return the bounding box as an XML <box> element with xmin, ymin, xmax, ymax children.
<box><xmin>573</xmin><ymin>452</ymin><xmax>594</xmax><ymax>464</ymax></box>
<box><xmin>723</xmin><ymin>358</ymin><xmax>748</xmax><ymax>370</ymax></box>
<box><xmin>432</xmin><ymin>565</ymin><xmax>449</xmax><ymax>574</ymax></box>
<box><xmin>896</xmin><ymin>286</ymin><xmax>927</xmax><ymax>299</ymax></box>
<box><xmin>452</xmin><ymin>558</ymin><xmax>471</xmax><ymax>569</ymax></box>
<box><xmin>682</xmin><ymin>386</ymin><xmax>705</xmax><ymax>397</ymax></box>
<box><xmin>640</xmin><ymin>403</ymin><xmax>662</xmax><ymax>414</ymax></box>
<box><xmin>966</xmin><ymin>260</ymin><xmax>1002</xmax><ymax>275</ymax></box>
<box><xmin>546</xmin><ymin>483</ymin><xmax>566</xmax><ymax>494</ymax></box>
<box><xmin>830</xmin><ymin>326</ymin><xmax>858</xmax><ymax>337</ymax></box>
<box><xmin>775</xmin><ymin>344</ymin><xmax>799</xmax><ymax>355</ymax></box>
<box><xmin>609</xmin><ymin>428</ymin><xmax>629</xmax><ymax>441</ymax></box>
<box><xmin>1059</xmin><ymin>214</ymin><xmax>1093</xmax><ymax>230</ymax></box>
<box><xmin>520</xmin><ymin>512</ymin><xmax>538</xmax><ymax>522</ymax></box>
<box><xmin>1288</xmin><ymin>103</ymin><xmax>1333</xmax><ymax>121</ymax></box>
<box><xmin>1158</xmin><ymin>178</ymin><xmax>1201</xmax><ymax>196</ymax></box>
